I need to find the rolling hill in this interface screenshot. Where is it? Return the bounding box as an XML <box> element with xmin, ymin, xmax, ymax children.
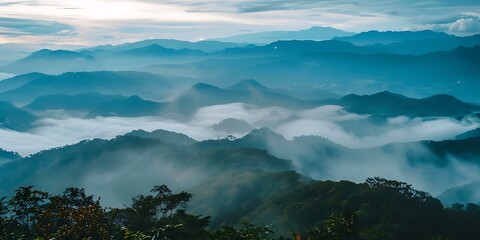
<box><xmin>0</xmin><ymin>72</ymin><xmax>47</xmax><ymax>93</ymax></box>
<box><xmin>0</xmin><ymin>135</ymin><xmax>294</xmax><ymax>206</ymax></box>
<box><xmin>0</xmin><ymin>71</ymin><xmax>173</xmax><ymax>103</ymax></box>
<box><xmin>164</xmin><ymin>82</ymin><xmax>320</xmax><ymax>115</ymax></box>
<box><xmin>211</xmin><ymin>26</ymin><xmax>354</xmax><ymax>43</ymax></box>
<box><xmin>26</xmin><ymin>92</ymin><xmax>126</xmax><ymax>112</ymax></box>
<box><xmin>340</xmin><ymin>91</ymin><xmax>480</xmax><ymax>117</ymax></box>
<box><xmin>0</xmin><ymin>49</ymin><xmax>102</xmax><ymax>74</ymax></box>
<box><xmin>87</xmin><ymin>95</ymin><xmax>164</xmax><ymax>117</ymax></box>
<box><xmin>334</xmin><ymin>30</ymin><xmax>454</xmax><ymax>45</ymax></box>
<box><xmin>0</xmin><ymin>101</ymin><xmax>38</xmax><ymax>131</ymax></box>
<box><xmin>82</xmin><ymin>39</ymin><xmax>247</xmax><ymax>52</ymax></box>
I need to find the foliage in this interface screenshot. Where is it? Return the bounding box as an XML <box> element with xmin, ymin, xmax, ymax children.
<box><xmin>0</xmin><ymin>179</ymin><xmax>479</xmax><ymax>240</ymax></box>
<box><xmin>35</xmin><ymin>188</ymin><xmax>115</xmax><ymax>240</ymax></box>
<box><xmin>210</xmin><ymin>221</ymin><xmax>274</xmax><ymax>240</ymax></box>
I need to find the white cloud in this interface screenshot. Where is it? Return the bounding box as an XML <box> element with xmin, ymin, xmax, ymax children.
<box><xmin>1</xmin><ymin>0</ymin><xmax>479</xmax><ymax>45</ymax></box>
<box><xmin>412</xmin><ymin>15</ymin><xmax>480</xmax><ymax>36</ymax></box>
<box><xmin>449</xmin><ymin>16</ymin><xmax>480</xmax><ymax>33</ymax></box>
<box><xmin>1</xmin><ymin>103</ymin><xmax>477</xmax><ymax>156</ymax></box>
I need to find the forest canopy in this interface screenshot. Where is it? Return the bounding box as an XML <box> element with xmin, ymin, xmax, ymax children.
<box><xmin>1</xmin><ymin>177</ymin><xmax>479</xmax><ymax>240</ymax></box>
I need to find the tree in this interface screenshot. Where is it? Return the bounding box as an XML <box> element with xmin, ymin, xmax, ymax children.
<box><xmin>300</xmin><ymin>213</ymin><xmax>358</xmax><ymax>240</ymax></box>
<box><xmin>7</xmin><ymin>186</ymin><xmax>48</xmax><ymax>237</ymax></box>
<box><xmin>125</xmin><ymin>185</ymin><xmax>210</xmax><ymax>239</ymax></box>
<box><xmin>35</xmin><ymin>187</ymin><xmax>114</xmax><ymax>240</ymax></box>
<box><xmin>366</xmin><ymin>177</ymin><xmax>430</xmax><ymax>201</ymax></box>
<box><xmin>211</xmin><ymin>221</ymin><xmax>274</xmax><ymax>240</ymax></box>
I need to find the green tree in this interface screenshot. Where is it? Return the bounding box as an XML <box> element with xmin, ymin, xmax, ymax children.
<box><xmin>366</xmin><ymin>177</ymin><xmax>430</xmax><ymax>201</ymax></box>
<box><xmin>7</xmin><ymin>186</ymin><xmax>48</xmax><ymax>237</ymax></box>
<box><xmin>300</xmin><ymin>213</ymin><xmax>358</xmax><ymax>240</ymax></box>
<box><xmin>124</xmin><ymin>185</ymin><xmax>210</xmax><ymax>239</ymax></box>
<box><xmin>35</xmin><ymin>187</ymin><xmax>115</xmax><ymax>240</ymax></box>
<box><xmin>211</xmin><ymin>221</ymin><xmax>274</xmax><ymax>240</ymax></box>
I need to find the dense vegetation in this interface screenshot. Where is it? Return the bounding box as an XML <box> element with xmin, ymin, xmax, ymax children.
<box><xmin>1</xmin><ymin>177</ymin><xmax>479</xmax><ymax>240</ymax></box>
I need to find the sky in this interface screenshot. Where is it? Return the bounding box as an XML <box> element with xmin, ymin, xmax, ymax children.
<box><xmin>0</xmin><ymin>0</ymin><xmax>479</xmax><ymax>46</ymax></box>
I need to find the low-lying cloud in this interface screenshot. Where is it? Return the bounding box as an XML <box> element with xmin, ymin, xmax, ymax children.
<box><xmin>1</xmin><ymin>103</ymin><xmax>477</xmax><ymax>156</ymax></box>
<box><xmin>1</xmin><ymin>103</ymin><xmax>479</xmax><ymax>204</ymax></box>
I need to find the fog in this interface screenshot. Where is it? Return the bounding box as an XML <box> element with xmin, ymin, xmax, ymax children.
<box><xmin>277</xmin><ymin>117</ymin><xmax>478</xmax><ymax>148</ymax></box>
<box><xmin>1</xmin><ymin>102</ymin><xmax>479</xmax><ymax>202</ymax></box>
<box><xmin>1</xmin><ymin>103</ymin><xmax>478</xmax><ymax>156</ymax></box>
<box><xmin>0</xmin><ymin>116</ymin><xmax>213</xmax><ymax>156</ymax></box>
<box><xmin>316</xmin><ymin>145</ymin><xmax>480</xmax><ymax>196</ymax></box>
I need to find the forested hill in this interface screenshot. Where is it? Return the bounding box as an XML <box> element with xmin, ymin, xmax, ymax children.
<box><xmin>1</xmin><ymin>178</ymin><xmax>479</xmax><ymax>239</ymax></box>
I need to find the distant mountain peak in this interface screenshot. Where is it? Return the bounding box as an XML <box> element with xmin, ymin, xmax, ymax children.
<box><xmin>29</xmin><ymin>49</ymin><xmax>93</xmax><ymax>59</ymax></box>
<box><xmin>238</xmin><ymin>79</ymin><xmax>263</xmax><ymax>85</ymax></box>
<box><xmin>210</xmin><ymin>26</ymin><xmax>354</xmax><ymax>43</ymax></box>
<box><xmin>143</xmin><ymin>43</ymin><xmax>165</xmax><ymax>49</ymax></box>
<box><xmin>341</xmin><ymin>91</ymin><xmax>480</xmax><ymax>117</ymax></box>
<box><xmin>32</xmin><ymin>49</ymin><xmax>52</xmax><ymax>55</ymax></box>
<box><xmin>227</xmin><ymin>79</ymin><xmax>269</xmax><ymax>91</ymax></box>
<box><xmin>126</xmin><ymin>95</ymin><xmax>144</xmax><ymax>101</ymax></box>
<box><xmin>245</xmin><ymin>127</ymin><xmax>285</xmax><ymax>140</ymax></box>
<box><xmin>334</xmin><ymin>30</ymin><xmax>454</xmax><ymax>45</ymax></box>
<box><xmin>456</xmin><ymin>128</ymin><xmax>480</xmax><ymax>140</ymax></box>
<box><xmin>308</xmin><ymin>26</ymin><xmax>337</xmax><ymax>30</ymax></box>
<box><xmin>125</xmin><ymin>129</ymin><xmax>197</xmax><ymax>145</ymax></box>
<box><xmin>190</xmin><ymin>83</ymin><xmax>220</xmax><ymax>91</ymax></box>
<box><xmin>211</xmin><ymin>118</ymin><xmax>255</xmax><ymax>134</ymax></box>
<box><xmin>422</xmin><ymin>94</ymin><xmax>464</xmax><ymax>104</ymax></box>
<box><xmin>371</xmin><ymin>91</ymin><xmax>410</xmax><ymax>99</ymax></box>
<box><xmin>122</xmin><ymin>44</ymin><xmax>168</xmax><ymax>53</ymax></box>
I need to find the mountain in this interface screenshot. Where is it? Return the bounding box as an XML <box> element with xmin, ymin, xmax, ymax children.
<box><xmin>1</xmin><ymin>127</ymin><xmax>480</xmax><ymax>235</ymax></box>
<box><xmin>0</xmin><ymin>49</ymin><xmax>101</xmax><ymax>74</ymax></box>
<box><xmin>382</xmin><ymin>34</ymin><xmax>480</xmax><ymax>55</ymax></box>
<box><xmin>211</xmin><ymin>118</ymin><xmax>255</xmax><ymax>134</ymax></box>
<box><xmin>0</xmin><ymin>43</ymin><xmax>41</xmax><ymax>63</ymax></box>
<box><xmin>0</xmin><ymin>101</ymin><xmax>38</xmax><ymax>131</ymax></box>
<box><xmin>421</xmin><ymin>136</ymin><xmax>480</xmax><ymax>165</ymax></box>
<box><xmin>212</xmin><ymin>26</ymin><xmax>354</xmax><ymax>43</ymax></box>
<box><xmin>188</xmin><ymin>170</ymin><xmax>310</xmax><ymax>229</ymax></box>
<box><xmin>340</xmin><ymin>92</ymin><xmax>480</xmax><ymax>117</ymax></box>
<box><xmin>225</xmin><ymin>176</ymin><xmax>478</xmax><ymax>238</ymax></box>
<box><xmin>86</xmin><ymin>95</ymin><xmax>164</xmax><ymax>117</ymax></box>
<box><xmin>334</xmin><ymin>30</ymin><xmax>454</xmax><ymax>46</ymax></box>
<box><xmin>26</xmin><ymin>92</ymin><xmax>126</xmax><ymax>112</ymax></box>
<box><xmin>0</xmin><ymin>72</ymin><xmax>47</xmax><ymax>93</ymax></box>
<box><xmin>153</xmin><ymin>45</ymin><xmax>480</xmax><ymax>102</ymax></box>
<box><xmin>0</xmin><ymin>148</ymin><xmax>21</xmax><ymax>165</ymax></box>
<box><xmin>0</xmin><ymin>135</ymin><xmax>294</xmax><ymax>206</ymax></box>
<box><xmin>197</xmin><ymin>128</ymin><xmax>480</xmax><ymax>189</ymax></box>
<box><xmin>196</xmin><ymin>128</ymin><xmax>347</xmax><ymax>177</ymax></box>
<box><xmin>120</xmin><ymin>44</ymin><xmax>206</xmax><ymax>57</ymax></box>
<box><xmin>226</xmin><ymin>79</ymin><xmax>270</xmax><ymax>92</ymax></box>
<box><xmin>125</xmin><ymin>129</ymin><xmax>197</xmax><ymax>145</ymax></box>
<box><xmin>226</xmin><ymin>79</ymin><xmax>339</xmax><ymax>100</ymax></box>
<box><xmin>0</xmin><ymin>71</ymin><xmax>173</xmax><ymax>104</ymax></box>
<box><xmin>438</xmin><ymin>181</ymin><xmax>480</xmax><ymax>206</ymax></box>
<box><xmin>0</xmin><ymin>43</ymin><xmax>84</xmax><ymax>63</ymax></box>
<box><xmin>340</xmin><ymin>91</ymin><xmax>415</xmax><ymax>114</ymax></box>
<box><xmin>218</xmin><ymin>40</ymin><xmax>391</xmax><ymax>56</ymax></box>
<box><xmin>84</xmin><ymin>39</ymin><xmax>247</xmax><ymax>52</ymax></box>
<box><xmin>164</xmin><ymin>83</ymin><xmax>319</xmax><ymax>115</ymax></box>
<box><xmin>456</xmin><ymin>128</ymin><xmax>480</xmax><ymax>140</ymax></box>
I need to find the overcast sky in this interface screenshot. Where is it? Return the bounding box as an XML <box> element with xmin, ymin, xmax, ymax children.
<box><xmin>0</xmin><ymin>0</ymin><xmax>479</xmax><ymax>46</ymax></box>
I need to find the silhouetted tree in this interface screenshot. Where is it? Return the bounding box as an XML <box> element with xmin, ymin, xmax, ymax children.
<box><xmin>7</xmin><ymin>186</ymin><xmax>48</xmax><ymax>237</ymax></box>
<box><xmin>124</xmin><ymin>185</ymin><xmax>210</xmax><ymax>239</ymax></box>
<box><xmin>36</xmin><ymin>187</ymin><xmax>114</xmax><ymax>239</ymax></box>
